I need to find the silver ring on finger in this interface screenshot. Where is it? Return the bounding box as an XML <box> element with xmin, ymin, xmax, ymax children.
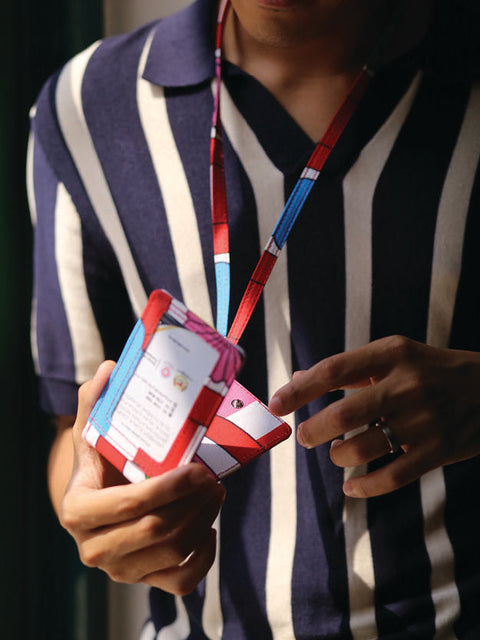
<box><xmin>177</xmin><ymin>550</ymin><xmax>196</xmax><ymax>567</ymax></box>
<box><xmin>370</xmin><ymin>418</ymin><xmax>401</xmax><ymax>454</ymax></box>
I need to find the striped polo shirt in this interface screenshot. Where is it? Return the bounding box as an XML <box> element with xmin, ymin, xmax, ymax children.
<box><xmin>28</xmin><ymin>0</ymin><xmax>480</xmax><ymax>637</ymax></box>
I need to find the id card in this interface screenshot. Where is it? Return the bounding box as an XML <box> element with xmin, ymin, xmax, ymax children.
<box><xmin>84</xmin><ymin>290</ymin><xmax>244</xmax><ymax>482</ymax></box>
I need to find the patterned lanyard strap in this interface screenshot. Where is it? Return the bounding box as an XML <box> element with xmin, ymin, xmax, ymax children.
<box><xmin>211</xmin><ymin>0</ymin><xmax>397</xmax><ymax>342</ymax></box>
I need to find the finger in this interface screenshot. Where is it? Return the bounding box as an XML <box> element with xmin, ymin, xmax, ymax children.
<box><xmin>123</xmin><ymin>492</ymin><xmax>223</xmax><ymax>574</ymax></box>
<box><xmin>142</xmin><ymin>528</ymin><xmax>218</xmax><ymax>596</ymax></box>
<box><xmin>269</xmin><ymin>335</ymin><xmax>419</xmax><ymax>416</ymax></box>
<box><xmin>295</xmin><ymin>382</ymin><xmax>390</xmax><ymax>447</ymax></box>
<box><xmin>269</xmin><ymin>345</ymin><xmax>382</xmax><ymax>417</ymax></box>
<box><xmin>327</xmin><ymin>402</ymin><xmax>444</xmax><ymax>462</ymax></box>
<box><xmin>78</xmin><ymin>483</ymin><xmax>225</xmax><ymax>570</ymax></box>
<box><xmin>329</xmin><ymin>425</ymin><xmax>397</xmax><ymax>467</ymax></box>
<box><xmin>80</xmin><ymin>494</ymin><xmax>223</xmax><ymax>579</ymax></box>
<box><xmin>60</xmin><ymin>463</ymin><xmax>219</xmax><ymax>531</ymax></box>
<box><xmin>341</xmin><ymin>445</ymin><xmax>440</xmax><ymax>498</ymax></box>
<box><xmin>295</xmin><ymin>361</ymin><xmax>434</xmax><ymax>448</ymax></box>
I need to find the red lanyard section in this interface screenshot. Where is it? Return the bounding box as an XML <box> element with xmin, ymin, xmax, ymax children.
<box><xmin>210</xmin><ymin>0</ymin><xmax>394</xmax><ymax>344</ymax></box>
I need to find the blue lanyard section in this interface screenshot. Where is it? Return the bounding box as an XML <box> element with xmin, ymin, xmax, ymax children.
<box><xmin>215</xmin><ymin>170</ymin><xmax>317</xmax><ymax>335</ymax></box>
<box><xmin>216</xmin><ymin>261</ymin><xmax>230</xmax><ymax>336</ymax></box>
<box><xmin>271</xmin><ymin>178</ymin><xmax>316</xmax><ymax>251</ymax></box>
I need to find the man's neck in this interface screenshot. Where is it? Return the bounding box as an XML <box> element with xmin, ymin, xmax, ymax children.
<box><xmin>221</xmin><ymin>0</ymin><xmax>433</xmax><ymax>141</ymax></box>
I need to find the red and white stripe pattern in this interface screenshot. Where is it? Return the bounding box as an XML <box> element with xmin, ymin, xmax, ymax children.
<box><xmin>194</xmin><ymin>380</ymin><xmax>291</xmax><ymax>479</ymax></box>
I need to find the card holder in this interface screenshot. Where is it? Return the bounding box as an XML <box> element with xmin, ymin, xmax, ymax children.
<box><xmin>84</xmin><ymin>289</ymin><xmax>244</xmax><ymax>482</ymax></box>
<box><xmin>83</xmin><ymin>289</ymin><xmax>291</xmax><ymax>483</ymax></box>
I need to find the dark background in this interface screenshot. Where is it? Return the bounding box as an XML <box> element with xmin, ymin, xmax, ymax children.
<box><xmin>0</xmin><ymin>1</ymin><xmax>107</xmax><ymax>637</ymax></box>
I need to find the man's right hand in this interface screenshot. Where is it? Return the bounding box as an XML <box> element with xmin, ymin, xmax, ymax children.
<box><xmin>57</xmin><ymin>361</ymin><xmax>226</xmax><ymax>596</ymax></box>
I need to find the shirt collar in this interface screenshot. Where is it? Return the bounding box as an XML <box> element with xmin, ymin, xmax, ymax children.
<box><xmin>142</xmin><ymin>0</ymin><xmax>217</xmax><ymax>87</ymax></box>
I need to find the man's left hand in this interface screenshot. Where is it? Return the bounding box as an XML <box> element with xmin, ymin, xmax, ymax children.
<box><xmin>269</xmin><ymin>335</ymin><xmax>480</xmax><ymax>497</ymax></box>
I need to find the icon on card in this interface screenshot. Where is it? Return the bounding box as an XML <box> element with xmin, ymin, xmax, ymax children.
<box><xmin>173</xmin><ymin>374</ymin><xmax>189</xmax><ymax>391</ymax></box>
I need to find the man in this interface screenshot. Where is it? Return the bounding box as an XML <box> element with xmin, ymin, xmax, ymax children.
<box><xmin>29</xmin><ymin>0</ymin><xmax>480</xmax><ymax>637</ymax></box>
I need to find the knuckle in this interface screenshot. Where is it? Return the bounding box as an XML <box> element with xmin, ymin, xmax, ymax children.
<box><xmin>115</xmin><ymin>494</ymin><xmax>147</xmax><ymax>521</ymax></box>
<box><xmin>138</xmin><ymin>514</ymin><xmax>166</xmax><ymax>540</ymax></box>
<box><xmin>107</xmin><ymin>567</ymin><xmax>132</xmax><ymax>584</ymax></box>
<box><xmin>286</xmin><ymin>378</ymin><xmax>303</xmax><ymax>406</ymax></box>
<box><xmin>171</xmin><ymin>578</ymin><xmax>198</xmax><ymax>597</ymax></box>
<box><xmin>317</xmin><ymin>355</ymin><xmax>343</xmax><ymax>384</ymax></box>
<box><xmin>396</xmin><ymin>371</ymin><xmax>434</xmax><ymax>407</ymax></box>
<box><xmin>384</xmin><ymin>334</ymin><xmax>415</xmax><ymax>360</ymax></box>
<box><xmin>79</xmin><ymin>542</ymin><xmax>106</xmax><ymax>569</ymax></box>
<box><xmin>59</xmin><ymin>500</ymin><xmax>80</xmax><ymax>533</ymax></box>
<box><xmin>399</xmin><ymin>372</ymin><xmax>427</xmax><ymax>403</ymax></box>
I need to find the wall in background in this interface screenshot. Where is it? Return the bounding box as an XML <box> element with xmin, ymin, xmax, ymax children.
<box><xmin>1</xmin><ymin>2</ymin><xmax>106</xmax><ymax>638</ymax></box>
<box><xmin>104</xmin><ymin>0</ymin><xmax>192</xmax><ymax>36</ymax></box>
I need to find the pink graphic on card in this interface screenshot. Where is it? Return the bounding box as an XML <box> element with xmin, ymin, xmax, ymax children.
<box><xmin>184</xmin><ymin>311</ymin><xmax>242</xmax><ymax>386</ymax></box>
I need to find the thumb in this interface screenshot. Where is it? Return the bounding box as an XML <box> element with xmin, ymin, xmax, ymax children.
<box><xmin>73</xmin><ymin>360</ymin><xmax>116</xmax><ymax>439</ymax></box>
<box><xmin>71</xmin><ymin>360</ymin><xmax>122</xmax><ymax>487</ymax></box>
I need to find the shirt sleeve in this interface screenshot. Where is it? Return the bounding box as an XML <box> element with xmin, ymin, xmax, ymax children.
<box><xmin>28</xmin><ymin>73</ymin><xmax>134</xmax><ymax>416</ymax></box>
<box><xmin>28</xmin><ymin>124</ymin><xmax>104</xmax><ymax>414</ymax></box>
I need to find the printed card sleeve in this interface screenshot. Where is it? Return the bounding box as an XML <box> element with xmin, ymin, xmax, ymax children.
<box><xmin>83</xmin><ymin>289</ymin><xmax>244</xmax><ymax>482</ymax></box>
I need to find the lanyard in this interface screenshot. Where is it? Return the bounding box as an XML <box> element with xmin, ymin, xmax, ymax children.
<box><xmin>211</xmin><ymin>0</ymin><xmax>394</xmax><ymax>343</ymax></box>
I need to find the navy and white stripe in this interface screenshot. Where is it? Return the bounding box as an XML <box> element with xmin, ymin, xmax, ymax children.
<box><xmin>29</xmin><ymin>0</ymin><xmax>480</xmax><ymax>637</ymax></box>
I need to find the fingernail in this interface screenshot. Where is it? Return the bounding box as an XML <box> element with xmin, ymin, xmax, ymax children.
<box><xmin>343</xmin><ymin>481</ymin><xmax>358</xmax><ymax>498</ymax></box>
<box><xmin>297</xmin><ymin>423</ymin><xmax>312</xmax><ymax>449</ymax></box>
<box><xmin>330</xmin><ymin>439</ymin><xmax>343</xmax><ymax>450</ymax></box>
